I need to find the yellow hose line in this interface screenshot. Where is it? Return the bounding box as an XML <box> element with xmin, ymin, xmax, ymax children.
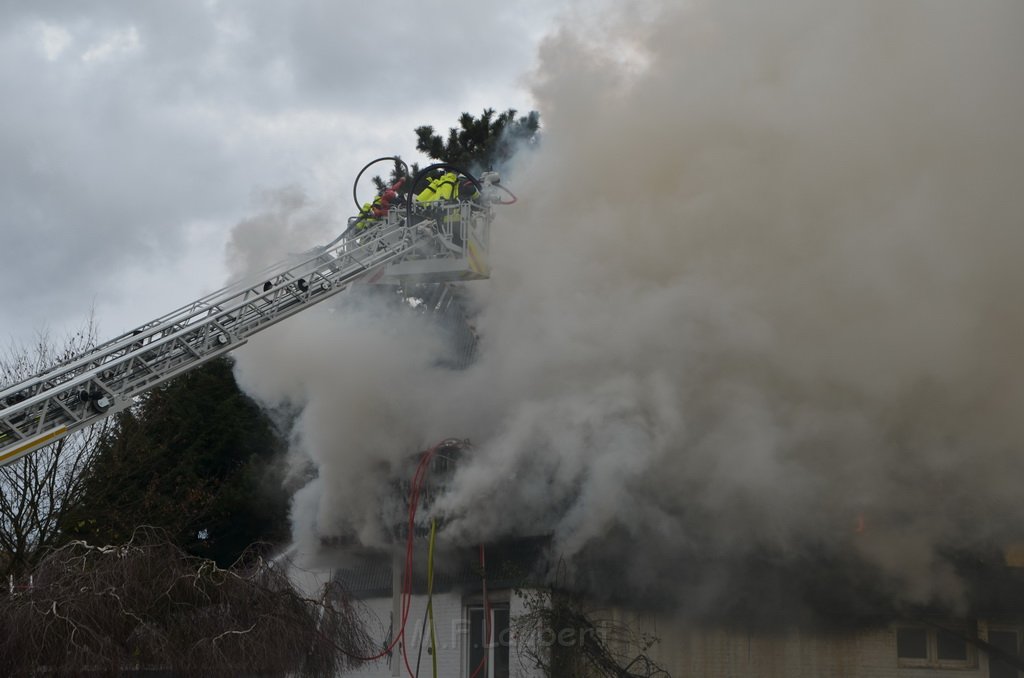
<box><xmin>428</xmin><ymin>518</ymin><xmax>438</xmax><ymax>678</ymax></box>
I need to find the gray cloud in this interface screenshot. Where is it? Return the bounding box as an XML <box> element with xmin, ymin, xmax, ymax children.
<box><xmin>0</xmin><ymin>0</ymin><xmax>551</xmax><ymax>341</ymax></box>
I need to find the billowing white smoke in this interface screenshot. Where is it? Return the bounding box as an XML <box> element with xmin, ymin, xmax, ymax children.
<box><xmin>234</xmin><ymin>0</ymin><xmax>1024</xmax><ymax>610</ymax></box>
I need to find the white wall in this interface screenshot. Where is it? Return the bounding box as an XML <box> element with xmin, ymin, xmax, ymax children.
<box><xmin>319</xmin><ymin>588</ymin><xmax>544</xmax><ymax>678</ymax></box>
<box><xmin>289</xmin><ymin>562</ymin><xmax>1020</xmax><ymax>677</ymax></box>
<box><xmin>618</xmin><ymin>612</ymin><xmax>1019</xmax><ymax>678</ymax></box>
<box><xmin>343</xmin><ymin>592</ymin><xmax>463</xmax><ymax>678</ymax></box>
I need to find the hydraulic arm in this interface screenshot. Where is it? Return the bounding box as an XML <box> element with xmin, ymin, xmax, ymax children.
<box><xmin>0</xmin><ymin>165</ymin><xmax>507</xmax><ymax>466</ymax></box>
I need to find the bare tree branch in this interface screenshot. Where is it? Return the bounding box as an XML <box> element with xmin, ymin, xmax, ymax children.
<box><xmin>0</xmin><ymin>527</ymin><xmax>373</xmax><ymax>676</ymax></box>
<box><xmin>515</xmin><ymin>587</ymin><xmax>673</xmax><ymax>678</ymax></box>
<box><xmin>0</xmin><ymin>315</ymin><xmax>111</xmax><ymax>577</ymax></box>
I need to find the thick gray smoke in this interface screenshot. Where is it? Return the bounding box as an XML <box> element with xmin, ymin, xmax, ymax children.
<box><xmin>226</xmin><ymin>188</ymin><xmax>455</xmax><ymax>555</ymax></box>
<box><xmin>234</xmin><ymin>0</ymin><xmax>1024</xmax><ymax>615</ymax></box>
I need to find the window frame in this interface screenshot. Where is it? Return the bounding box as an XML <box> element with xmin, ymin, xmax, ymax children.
<box><xmin>895</xmin><ymin>623</ymin><xmax>978</xmax><ymax>670</ymax></box>
<box><xmin>465</xmin><ymin>601</ymin><xmax>511</xmax><ymax>678</ymax></box>
<box><xmin>896</xmin><ymin>627</ymin><xmax>930</xmax><ymax>668</ymax></box>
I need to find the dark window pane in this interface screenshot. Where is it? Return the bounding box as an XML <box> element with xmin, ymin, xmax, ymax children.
<box><xmin>469</xmin><ymin>607</ymin><xmax>485</xmax><ymax>674</ymax></box>
<box><xmin>988</xmin><ymin>630</ymin><xmax>1019</xmax><ymax>678</ymax></box>
<box><xmin>494</xmin><ymin>607</ymin><xmax>511</xmax><ymax>678</ymax></box>
<box><xmin>897</xmin><ymin>628</ymin><xmax>928</xmax><ymax>659</ymax></box>
<box><xmin>937</xmin><ymin>628</ymin><xmax>968</xmax><ymax>661</ymax></box>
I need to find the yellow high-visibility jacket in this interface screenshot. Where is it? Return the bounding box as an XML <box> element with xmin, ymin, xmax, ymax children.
<box><xmin>356</xmin><ymin>201</ymin><xmax>377</xmax><ymax>230</ymax></box>
<box><xmin>416</xmin><ymin>172</ymin><xmax>459</xmax><ymax>203</ymax></box>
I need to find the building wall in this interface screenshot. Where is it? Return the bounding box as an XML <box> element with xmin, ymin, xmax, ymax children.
<box><xmin>617</xmin><ymin>612</ymin><xmax>1022</xmax><ymax>678</ymax></box>
<box><xmin>342</xmin><ymin>592</ymin><xmax>458</xmax><ymax>678</ymax></box>
<box><xmin>340</xmin><ymin>590</ymin><xmax>544</xmax><ymax>678</ymax></box>
<box><xmin>289</xmin><ymin>564</ymin><xmax>1021</xmax><ymax>677</ymax></box>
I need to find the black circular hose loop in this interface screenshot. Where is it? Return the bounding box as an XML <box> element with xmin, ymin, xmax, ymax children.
<box><xmin>409</xmin><ymin>163</ymin><xmax>483</xmax><ymax>200</ymax></box>
<box><xmin>352</xmin><ymin>156</ymin><xmax>410</xmax><ymax>212</ymax></box>
<box><xmin>408</xmin><ymin>163</ymin><xmax>483</xmax><ymax>234</ymax></box>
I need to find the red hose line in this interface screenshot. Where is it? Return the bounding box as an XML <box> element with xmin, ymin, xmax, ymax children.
<box><xmin>339</xmin><ymin>441</ymin><xmax>445</xmax><ymax>666</ymax></box>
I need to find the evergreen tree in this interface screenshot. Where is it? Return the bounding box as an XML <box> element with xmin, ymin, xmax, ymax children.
<box><xmin>372</xmin><ymin>107</ymin><xmax>540</xmax><ymax>194</ymax></box>
<box><xmin>415</xmin><ymin>107</ymin><xmax>540</xmax><ymax>173</ymax></box>
<box><xmin>61</xmin><ymin>357</ymin><xmax>290</xmax><ymax>566</ymax></box>
<box><xmin>371</xmin><ymin>156</ymin><xmax>419</xmax><ymax>194</ymax></box>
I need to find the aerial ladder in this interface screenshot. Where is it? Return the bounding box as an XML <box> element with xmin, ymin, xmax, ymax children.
<box><xmin>0</xmin><ymin>160</ymin><xmax>514</xmax><ymax>467</ymax></box>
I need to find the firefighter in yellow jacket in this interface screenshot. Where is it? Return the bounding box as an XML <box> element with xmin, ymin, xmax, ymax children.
<box><xmin>415</xmin><ymin>171</ymin><xmax>459</xmax><ymax>203</ymax></box>
<box><xmin>415</xmin><ymin>171</ymin><xmax>460</xmax><ymax>242</ymax></box>
<box><xmin>354</xmin><ymin>178</ymin><xmax>405</xmax><ymax>233</ymax></box>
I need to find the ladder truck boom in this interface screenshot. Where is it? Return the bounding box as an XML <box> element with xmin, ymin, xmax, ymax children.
<box><xmin>0</xmin><ymin>162</ymin><xmax>509</xmax><ymax>467</ymax></box>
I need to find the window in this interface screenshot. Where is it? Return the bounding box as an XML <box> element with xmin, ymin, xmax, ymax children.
<box><xmin>897</xmin><ymin>628</ymin><xmax>928</xmax><ymax>662</ymax></box>
<box><xmin>988</xmin><ymin>629</ymin><xmax>1021</xmax><ymax>678</ymax></box>
<box><xmin>467</xmin><ymin>604</ymin><xmax>510</xmax><ymax>678</ymax></box>
<box><xmin>896</xmin><ymin>624</ymin><xmax>977</xmax><ymax>669</ymax></box>
<box><xmin>938</xmin><ymin>628</ymin><xmax>969</xmax><ymax>661</ymax></box>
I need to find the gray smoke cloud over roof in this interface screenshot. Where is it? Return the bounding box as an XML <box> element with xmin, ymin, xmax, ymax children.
<box><xmin>236</xmin><ymin>0</ymin><xmax>1024</xmax><ymax>619</ymax></box>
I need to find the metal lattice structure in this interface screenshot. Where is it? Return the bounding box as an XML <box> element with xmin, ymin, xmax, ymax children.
<box><xmin>0</xmin><ymin>194</ymin><xmax>498</xmax><ymax>467</ymax></box>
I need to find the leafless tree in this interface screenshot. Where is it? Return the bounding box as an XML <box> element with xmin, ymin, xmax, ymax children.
<box><xmin>0</xmin><ymin>317</ymin><xmax>111</xmax><ymax>577</ymax></box>
<box><xmin>515</xmin><ymin>587</ymin><xmax>673</xmax><ymax>678</ymax></box>
<box><xmin>0</xmin><ymin>527</ymin><xmax>373</xmax><ymax>676</ymax></box>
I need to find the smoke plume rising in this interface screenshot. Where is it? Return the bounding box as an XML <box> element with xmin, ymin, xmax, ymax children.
<box><xmin>234</xmin><ymin>0</ymin><xmax>1024</xmax><ymax>616</ymax></box>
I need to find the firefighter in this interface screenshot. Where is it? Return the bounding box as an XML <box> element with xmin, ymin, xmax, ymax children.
<box><xmin>355</xmin><ymin>199</ymin><xmax>379</xmax><ymax>228</ymax></box>
<box><xmin>414</xmin><ymin>170</ymin><xmax>476</xmax><ymax>245</ymax></box>
<box><xmin>354</xmin><ymin>178</ymin><xmax>406</xmax><ymax>233</ymax></box>
<box><xmin>415</xmin><ymin>171</ymin><xmax>459</xmax><ymax>203</ymax></box>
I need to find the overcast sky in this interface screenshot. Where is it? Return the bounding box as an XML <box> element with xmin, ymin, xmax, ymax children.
<box><xmin>0</xmin><ymin>0</ymin><xmax>574</xmax><ymax>350</ymax></box>
<box><xmin>6</xmin><ymin>0</ymin><xmax>1023</xmax><ymax>605</ymax></box>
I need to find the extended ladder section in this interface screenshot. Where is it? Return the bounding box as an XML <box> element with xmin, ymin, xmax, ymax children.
<box><xmin>0</xmin><ymin>197</ymin><xmax>496</xmax><ymax>466</ymax></box>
